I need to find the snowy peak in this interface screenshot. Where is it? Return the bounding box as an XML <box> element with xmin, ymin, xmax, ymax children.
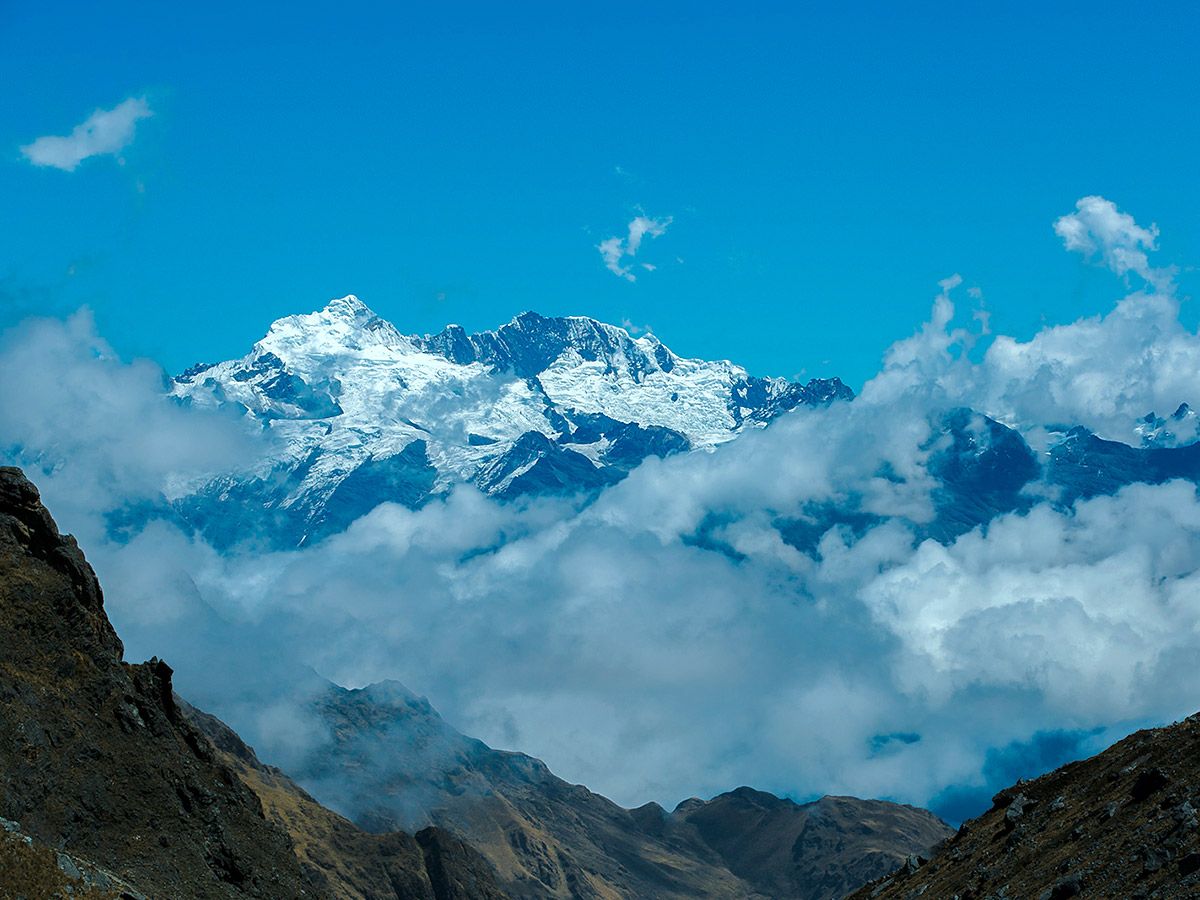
<box><xmin>167</xmin><ymin>296</ymin><xmax>851</xmax><ymax>547</ymax></box>
<box><xmin>325</xmin><ymin>293</ymin><xmax>374</xmax><ymax>320</ymax></box>
<box><xmin>415</xmin><ymin>310</ymin><xmax>678</xmax><ymax>381</ymax></box>
<box><xmin>258</xmin><ymin>294</ymin><xmax>413</xmax><ymax>362</ymax></box>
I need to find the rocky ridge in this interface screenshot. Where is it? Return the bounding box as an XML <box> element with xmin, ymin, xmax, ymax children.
<box><xmin>184</xmin><ymin>701</ymin><xmax>509</xmax><ymax>900</ymax></box>
<box><xmin>846</xmin><ymin>713</ymin><xmax>1200</xmax><ymax>900</ymax></box>
<box><xmin>0</xmin><ymin>466</ymin><xmax>315</xmax><ymax>899</ymax></box>
<box><xmin>287</xmin><ymin>681</ymin><xmax>952</xmax><ymax>900</ymax></box>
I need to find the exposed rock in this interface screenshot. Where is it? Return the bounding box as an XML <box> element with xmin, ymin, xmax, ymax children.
<box><xmin>846</xmin><ymin>714</ymin><xmax>1200</xmax><ymax>900</ymax></box>
<box><xmin>0</xmin><ymin>465</ymin><xmax>317</xmax><ymax>899</ymax></box>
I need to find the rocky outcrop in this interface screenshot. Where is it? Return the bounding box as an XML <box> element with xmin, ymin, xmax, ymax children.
<box><xmin>0</xmin><ymin>465</ymin><xmax>318</xmax><ymax>900</ymax></box>
<box><xmin>847</xmin><ymin>713</ymin><xmax>1200</xmax><ymax>900</ymax></box>
<box><xmin>0</xmin><ymin>465</ymin><xmax>516</xmax><ymax>900</ymax></box>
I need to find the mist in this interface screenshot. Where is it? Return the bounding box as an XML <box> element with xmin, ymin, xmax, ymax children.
<box><xmin>4</xmin><ymin>197</ymin><xmax>1200</xmax><ymax>823</ymax></box>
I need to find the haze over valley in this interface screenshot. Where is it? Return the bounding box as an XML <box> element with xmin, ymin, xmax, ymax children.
<box><xmin>6</xmin><ymin>4</ymin><xmax>1200</xmax><ymax>897</ymax></box>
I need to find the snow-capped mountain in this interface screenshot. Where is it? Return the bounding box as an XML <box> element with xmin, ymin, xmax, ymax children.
<box><xmin>168</xmin><ymin>295</ymin><xmax>852</xmax><ymax>547</ymax></box>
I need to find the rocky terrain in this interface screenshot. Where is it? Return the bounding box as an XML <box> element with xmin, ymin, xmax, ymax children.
<box><xmin>0</xmin><ymin>466</ymin><xmax>315</xmax><ymax>899</ymax></box>
<box><xmin>286</xmin><ymin>681</ymin><xmax>952</xmax><ymax>900</ymax></box>
<box><xmin>0</xmin><ymin>814</ymin><xmax>171</xmax><ymax>900</ymax></box>
<box><xmin>847</xmin><ymin>713</ymin><xmax>1200</xmax><ymax>900</ymax></box>
<box><xmin>0</xmin><ymin>465</ymin><xmax>507</xmax><ymax>900</ymax></box>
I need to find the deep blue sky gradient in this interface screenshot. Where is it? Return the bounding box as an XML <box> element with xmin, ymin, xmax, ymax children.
<box><xmin>4</xmin><ymin>1</ymin><xmax>1199</xmax><ymax>387</ymax></box>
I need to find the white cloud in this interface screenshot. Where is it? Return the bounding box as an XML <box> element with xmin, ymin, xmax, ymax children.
<box><xmin>20</xmin><ymin>96</ymin><xmax>153</xmax><ymax>172</ymax></box>
<box><xmin>0</xmin><ymin>310</ymin><xmax>257</xmax><ymax>536</ymax></box>
<box><xmin>598</xmin><ymin>215</ymin><xmax>672</xmax><ymax>281</ymax></box>
<box><xmin>7</xmin><ymin>195</ymin><xmax>1200</xmax><ymax>825</ymax></box>
<box><xmin>1054</xmin><ymin>195</ymin><xmax>1168</xmax><ymax>289</ymax></box>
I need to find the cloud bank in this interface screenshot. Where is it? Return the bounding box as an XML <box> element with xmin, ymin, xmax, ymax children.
<box><xmin>20</xmin><ymin>96</ymin><xmax>152</xmax><ymax>171</ymax></box>
<box><xmin>4</xmin><ymin>196</ymin><xmax>1200</xmax><ymax>826</ymax></box>
<box><xmin>598</xmin><ymin>215</ymin><xmax>672</xmax><ymax>281</ymax></box>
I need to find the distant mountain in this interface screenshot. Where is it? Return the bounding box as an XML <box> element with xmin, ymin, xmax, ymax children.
<box><xmin>185</xmin><ymin>700</ymin><xmax>510</xmax><ymax>900</ymax></box>
<box><xmin>165</xmin><ymin>296</ymin><xmax>852</xmax><ymax>548</ymax></box>
<box><xmin>847</xmin><ymin>712</ymin><xmax>1200</xmax><ymax>900</ymax></box>
<box><xmin>671</xmin><ymin>788</ymin><xmax>955</xmax><ymax>900</ymax></box>
<box><xmin>285</xmin><ymin>680</ymin><xmax>952</xmax><ymax>900</ymax></box>
<box><xmin>156</xmin><ymin>297</ymin><xmax>1200</xmax><ymax>557</ymax></box>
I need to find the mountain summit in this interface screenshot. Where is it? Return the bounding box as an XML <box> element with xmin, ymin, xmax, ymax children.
<box><xmin>168</xmin><ymin>296</ymin><xmax>852</xmax><ymax>547</ymax></box>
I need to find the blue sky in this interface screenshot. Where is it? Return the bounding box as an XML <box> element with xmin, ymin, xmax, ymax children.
<box><xmin>4</xmin><ymin>0</ymin><xmax>1200</xmax><ymax>388</ymax></box>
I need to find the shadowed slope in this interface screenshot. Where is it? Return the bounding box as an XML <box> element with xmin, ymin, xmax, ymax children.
<box><xmin>0</xmin><ymin>466</ymin><xmax>317</xmax><ymax>900</ymax></box>
<box><xmin>186</xmin><ymin>701</ymin><xmax>510</xmax><ymax>900</ymax></box>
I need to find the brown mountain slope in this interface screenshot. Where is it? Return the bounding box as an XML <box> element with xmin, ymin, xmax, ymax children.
<box><xmin>291</xmin><ymin>681</ymin><xmax>951</xmax><ymax>900</ymax></box>
<box><xmin>0</xmin><ymin>465</ymin><xmax>507</xmax><ymax>900</ymax></box>
<box><xmin>185</xmin><ymin>700</ymin><xmax>510</xmax><ymax>900</ymax></box>
<box><xmin>672</xmin><ymin>787</ymin><xmax>953</xmax><ymax>900</ymax></box>
<box><xmin>846</xmin><ymin>713</ymin><xmax>1200</xmax><ymax>900</ymax></box>
<box><xmin>0</xmin><ymin>465</ymin><xmax>317</xmax><ymax>900</ymax></box>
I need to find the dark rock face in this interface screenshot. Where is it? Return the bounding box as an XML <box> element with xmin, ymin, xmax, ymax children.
<box><xmin>474</xmin><ymin>430</ymin><xmax>623</xmax><ymax>499</ymax></box>
<box><xmin>417</xmin><ymin>313</ymin><xmax>661</xmax><ymax>380</ymax></box>
<box><xmin>319</xmin><ymin>440</ymin><xmax>438</xmax><ymax>534</ymax></box>
<box><xmin>0</xmin><ymin>466</ymin><xmax>319</xmax><ymax>900</ymax></box>
<box><xmin>288</xmin><ymin>681</ymin><xmax>950</xmax><ymax>900</ymax></box>
<box><xmin>1047</xmin><ymin>426</ymin><xmax>1200</xmax><ymax>504</ymax></box>
<box><xmin>922</xmin><ymin>408</ymin><xmax>1041</xmax><ymax>543</ymax></box>
<box><xmin>558</xmin><ymin>411</ymin><xmax>692</xmax><ymax>465</ymax></box>
<box><xmin>846</xmin><ymin>713</ymin><xmax>1200</xmax><ymax>900</ymax></box>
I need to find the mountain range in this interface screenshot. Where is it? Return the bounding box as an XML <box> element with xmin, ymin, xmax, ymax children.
<box><xmin>9</xmin><ymin>293</ymin><xmax>1200</xmax><ymax>899</ymax></box>
<box><xmin>150</xmin><ymin>297</ymin><xmax>1200</xmax><ymax>561</ymax></box>
<box><xmin>163</xmin><ymin>296</ymin><xmax>851</xmax><ymax>548</ymax></box>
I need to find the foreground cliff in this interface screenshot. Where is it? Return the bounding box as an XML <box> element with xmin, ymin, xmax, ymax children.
<box><xmin>0</xmin><ymin>466</ymin><xmax>510</xmax><ymax>900</ymax></box>
<box><xmin>0</xmin><ymin>466</ymin><xmax>319</xmax><ymax>899</ymax></box>
<box><xmin>848</xmin><ymin>714</ymin><xmax>1200</xmax><ymax>900</ymax></box>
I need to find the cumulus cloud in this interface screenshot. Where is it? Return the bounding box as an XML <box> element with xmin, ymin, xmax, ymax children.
<box><xmin>6</xmin><ymin>195</ymin><xmax>1200</xmax><ymax>826</ymax></box>
<box><xmin>598</xmin><ymin>215</ymin><xmax>671</xmax><ymax>281</ymax></box>
<box><xmin>20</xmin><ymin>96</ymin><xmax>152</xmax><ymax>172</ymax></box>
<box><xmin>1054</xmin><ymin>195</ymin><xmax>1169</xmax><ymax>289</ymax></box>
<box><xmin>0</xmin><ymin>310</ymin><xmax>258</xmax><ymax>537</ymax></box>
